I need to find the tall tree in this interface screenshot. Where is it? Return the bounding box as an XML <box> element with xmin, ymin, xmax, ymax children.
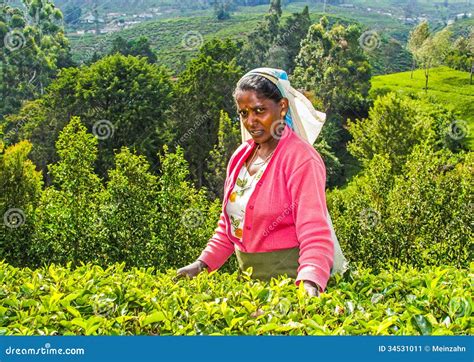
<box><xmin>4</xmin><ymin>54</ymin><xmax>174</xmax><ymax>180</ymax></box>
<box><xmin>292</xmin><ymin>16</ymin><xmax>371</xmax><ymax>125</ymax></box>
<box><xmin>415</xmin><ymin>27</ymin><xmax>452</xmax><ymax>90</ymax></box>
<box><xmin>407</xmin><ymin>21</ymin><xmax>430</xmax><ymax>79</ymax></box>
<box><xmin>0</xmin><ymin>0</ymin><xmax>72</xmax><ymax>120</ymax></box>
<box><xmin>167</xmin><ymin>38</ymin><xmax>242</xmax><ymax>188</ymax></box>
<box><xmin>109</xmin><ymin>36</ymin><xmax>158</xmax><ymax>63</ymax></box>
<box><xmin>205</xmin><ymin>110</ymin><xmax>240</xmax><ymax>200</ymax></box>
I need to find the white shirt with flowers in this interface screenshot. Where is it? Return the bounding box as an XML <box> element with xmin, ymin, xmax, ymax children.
<box><xmin>225</xmin><ymin>162</ymin><xmax>270</xmax><ymax>241</ymax></box>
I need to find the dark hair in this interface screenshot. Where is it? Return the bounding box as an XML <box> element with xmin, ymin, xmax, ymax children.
<box><xmin>233</xmin><ymin>74</ymin><xmax>283</xmax><ymax>103</ymax></box>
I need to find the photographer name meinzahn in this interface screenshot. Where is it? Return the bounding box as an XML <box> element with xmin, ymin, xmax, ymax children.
<box><xmin>431</xmin><ymin>345</ymin><xmax>467</xmax><ymax>352</ymax></box>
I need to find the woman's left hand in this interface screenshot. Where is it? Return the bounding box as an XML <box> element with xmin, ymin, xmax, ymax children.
<box><xmin>303</xmin><ymin>280</ymin><xmax>320</xmax><ymax>297</ymax></box>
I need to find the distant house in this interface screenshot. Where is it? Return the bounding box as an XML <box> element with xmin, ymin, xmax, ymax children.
<box><xmin>81</xmin><ymin>13</ymin><xmax>105</xmax><ymax>24</ymax></box>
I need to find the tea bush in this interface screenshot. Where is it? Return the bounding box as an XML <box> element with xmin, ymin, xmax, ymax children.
<box><xmin>328</xmin><ymin>143</ymin><xmax>473</xmax><ymax>270</ymax></box>
<box><xmin>0</xmin><ymin>261</ymin><xmax>471</xmax><ymax>336</ymax></box>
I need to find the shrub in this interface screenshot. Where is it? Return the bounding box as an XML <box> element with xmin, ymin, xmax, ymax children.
<box><xmin>328</xmin><ymin>143</ymin><xmax>472</xmax><ymax>270</ymax></box>
<box><xmin>31</xmin><ymin>117</ymin><xmax>108</xmax><ymax>266</ymax></box>
<box><xmin>347</xmin><ymin>92</ymin><xmax>461</xmax><ymax>173</ymax></box>
<box><xmin>0</xmin><ymin>261</ymin><xmax>470</xmax><ymax>335</ymax></box>
<box><xmin>0</xmin><ymin>141</ymin><xmax>43</xmax><ymax>266</ymax></box>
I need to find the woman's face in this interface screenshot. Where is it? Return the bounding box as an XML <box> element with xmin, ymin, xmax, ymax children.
<box><xmin>235</xmin><ymin>90</ymin><xmax>288</xmax><ymax>144</ymax></box>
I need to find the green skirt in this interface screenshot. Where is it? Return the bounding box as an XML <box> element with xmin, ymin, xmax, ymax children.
<box><xmin>235</xmin><ymin>245</ymin><xmax>348</xmax><ymax>282</ymax></box>
<box><xmin>235</xmin><ymin>247</ymin><xmax>299</xmax><ymax>281</ymax></box>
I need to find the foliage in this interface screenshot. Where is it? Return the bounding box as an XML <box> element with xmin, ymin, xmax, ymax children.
<box><xmin>0</xmin><ymin>0</ymin><xmax>72</xmax><ymax>119</ymax></box>
<box><xmin>238</xmin><ymin>2</ymin><xmax>311</xmax><ymax>73</ymax></box>
<box><xmin>0</xmin><ymin>141</ymin><xmax>43</xmax><ymax>266</ymax></box>
<box><xmin>347</xmin><ymin>92</ymin><xmax>464</xmax><ymax>173</ymax></box>
<box><xmin>0</xmin><ymin>261</ymin><xmax>471</xmax><ymax>335</ymax></box>
<box><xmin>151</xmin><ymin>145</ymin><xmax>222</xmax><ymax>270</ymax></box>
<box><xmin>109</xmin><ymin>36</ymin><xmax>157</xmax><ymax>63</ymax></box>
<box><xmin>370</xmin><ymin>66</ymin><xmax>473</xmax><ymax>149</ymax></box>
<box><xmin>103</xmin><ymin>147</ymin><xmax>158</xmax><ymax>267</ymax></box>
<box><xmin>292</xmin><ymin>16</ymin><xmax>372</xmax><ymax>122</ymax></box>
<box><xmin>30</xmin><ymin>117</ymin><xmax>107</xmax><ymax>267</ymax></box>
<box><xmin>3</xmin><ymin>54</ymin><xmax>174</xmax><ymax>179</ymax></box>
<box><xmin>445</xmin><ymin>29</ymin><xmax>474</xmax><ymax>74</ymax></box>
<box><xmin>328</xmin><ymin>144</ymin><xmax>473</xmax><ymax>271</ymax></box>
<box><xmin>205</xmin><ymin>110</ymin><xmax>241</xmax><ymax>200</ymax></box>
<box><xmin>167</xmin><ymin>38</ymin><xmax>241</xmax><ymax>188</ymax></box>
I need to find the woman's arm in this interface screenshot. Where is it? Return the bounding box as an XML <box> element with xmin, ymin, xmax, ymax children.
<box><xmin>197</xmin><ymin>211</ymin><xmax>235</xmax><ymax>271</ymax></box>
<box><xmin>286</xmin><ymin>154</ymin><xmax>334</xmax><ymax>292</ymax></box>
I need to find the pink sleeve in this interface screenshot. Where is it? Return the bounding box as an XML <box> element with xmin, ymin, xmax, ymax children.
<box><xmin>197</xmin><ymin>212</ymin><xmax>235</xmax><ymax>271</ymax></box>
<box><xmin>286</xmin><ymin>154</ymin><xmax>334</xmax><ymax>291</ymax></box>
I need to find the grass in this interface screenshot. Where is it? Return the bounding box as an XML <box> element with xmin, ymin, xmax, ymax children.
<box><xmin>371</xmin><ymin>66</ymin><xmax>474</xmax><ymax>148</ymax></box>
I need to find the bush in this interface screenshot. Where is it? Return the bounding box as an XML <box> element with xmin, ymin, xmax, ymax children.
<box><xmin>0</xmin><ymin>141</ymin><xmax>43</xmax><ymax>266</ymax></box>
<box><xmin>328</xmin><ymin>143</ymin><xmax>472</xmax><ymax>270</ymax></box>
<box><xmin>347</xmin><ymin>92</ymin><xmax>462</xmax><ymax>174</ymax></box>
<box><xmin>31</xmin><ymin>117</ymin><xmax>108</xmax><ymax>267</ymax></box>
<box><xmin>0</xmin><ymin>261</ymin><xmax>470</xmax><ymax>335</ymax></box>
<box><xmin>103</xmin><ymin>147</ymin><xmax>159</xmax><ymax>267</ymax></box>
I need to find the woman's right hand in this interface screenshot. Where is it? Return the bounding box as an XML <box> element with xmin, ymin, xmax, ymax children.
<box><xmin>174</xmin><ymin>260</ymin><xmax>208</xmax><ymax>281</ymax></box>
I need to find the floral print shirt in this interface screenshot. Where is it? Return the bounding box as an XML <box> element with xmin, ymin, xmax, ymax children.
<box><xmin>225</xmin><ymin>161</ymin><xmax>270</xmax><ymax>241</ymax></box>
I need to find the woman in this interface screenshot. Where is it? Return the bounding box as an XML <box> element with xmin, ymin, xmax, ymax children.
<box><xmin>176</xmin><ymin>68</ymin><xmax>347</xmax><ymax>297</ymax></box>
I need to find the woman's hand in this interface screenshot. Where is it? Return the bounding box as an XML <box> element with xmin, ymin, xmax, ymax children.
<box><xmin>303</xmin><ymin>280</ymin><xmax>321</xmax><ymax>297</ymax></box>
<box><xmin>174</xmin><ymin>260</ymin><xmax>208</xmax><ymax>281</ymax></box>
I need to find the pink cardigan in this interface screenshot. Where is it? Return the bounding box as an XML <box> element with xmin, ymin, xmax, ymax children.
<box><xmin>198</xmin><ymin>124</ymin><xmax>334</xmax><ymax>291</ymax></box>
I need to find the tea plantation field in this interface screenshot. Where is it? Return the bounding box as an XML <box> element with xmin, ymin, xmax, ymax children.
<box><xmin>0</xmin><ymin>261</ymin><xmax>471</xmax><ymax>335</ymax></box>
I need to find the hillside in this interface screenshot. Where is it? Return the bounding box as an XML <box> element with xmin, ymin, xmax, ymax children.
<box><xmin>371</xmin><ymin>66</ymin><xmax>474</xmax><ymax>148</ymax></box>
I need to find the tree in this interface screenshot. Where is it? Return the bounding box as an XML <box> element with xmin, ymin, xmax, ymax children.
<box><xmin>328</xmin><ymin>144</ymin><xmax>472</xmax><ymax>271</ymax></box>
<box><xmin>31</xmin><ymin>117</ymin><xmax>107</xmax><ymax>267</ymax></box>
<box><xmin>104</xmin><ymin>147</ymin><xmax>158</xmax><ymax>267</ymax></box>
<box><xmin>109</xmin><ymin>36</ymin><xmax>158</xmax><ymax>63</ymax></box>
<box><xmin>238</xmin><ymin>0</ymin><xmax>282</xmax><ymax>71</ymax></box>
<box><xmin>413</xmin><ymin>27</ymin><xmax>452</xmax><ymax>90</ymax></box>
<box><xmin>4</xmin><ymin>54</ymin><xmax>174</xmax><ymax>180</ymax></box>
<box><xmin>205</xmin><ymin>110</ymin><xmax>240</xmax><ymax>200</ymax></box>
<box><xmin>272</xmin><ymin>5</ymin><xmax>311</xmax><ymax>73</ymax></box>
<box><xmin>292</xmin><ymin>17</ymin><xmax>371</xmax><ymax>122</ymax></box>
<box><xmin>213</xmin><ymin>0</ymin><xmax>231</xmax><ymax>20</ymax></box>
<box><xmin>348</xmin><ymin>92</ymin><xmax>463</xmax><ymax>173</ymax></box>
<box><xmin>151</xmin><ymin>145</ymin><xmax>221</xmax><ymax>270</ymax></box>
<box><xmin>0</xmin><ymin>140</ymin><xmax>42</xmax><ymax>266</ymax></box>
<box><xmin>167</xmin><ymin>38</ymin><xmax>241</xmax><ymax>188</ymax></box>
<box><xmin>0</xmin><ymin>0</ymin><xmax>72</xmax><ymax>120</ymax></box>
<box><xmin>407</xmin><ymin>21</ymin><xmax>430</xmax><ymax>79</ymax></box>
<box><xmin>292</xmin><ymin>17</ymin><xmax>371</xmax><ymax>185</ymax></box>
<box><xmin>445</xmin><ymin>29</ymin><xmax>474</xmax><ymax>84</ymax></box>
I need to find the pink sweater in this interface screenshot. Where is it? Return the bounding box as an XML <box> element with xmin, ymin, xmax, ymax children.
<box><xmin>198</xmin><ymin>124</ymin><xmax>334</xmax><ymax>291</ymax></box>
